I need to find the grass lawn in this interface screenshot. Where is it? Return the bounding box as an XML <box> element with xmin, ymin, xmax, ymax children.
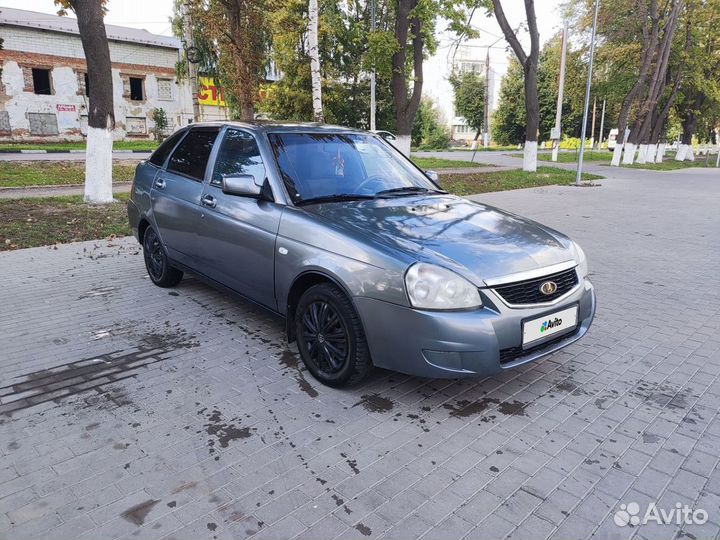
<box><xmin>617</xmin><ymin>158</ymin><xmax>717</xmax><ymax>170</ymax></box>
<box><xmin>0</xmin><ymin>161</ymin><xmax>137</xmax><ymax>187</ymax></box>
<box><xmin>510</xmin><ymin>151</ymin><xmax>612</xmax><ymax>163</ymax></box>
<box><xmin>442</xmin><ymin>166</ymin><xmax>603</xmax><ymax>197</ymax></box>
<box><xmin>0</xmin><ymin>194</ymin><xmax>131</xmax><ymax>250</ymax></box>
<box><xmin>0</xmin><ymin>140</ymin><xmax>158</xmax><ymax>152</ymax></box>
<box><xmin>411</xmin><ymin>157</ymin><xmax>487</xmax><ymax>169</ymax></box>
<box><xmin>0</xmin><ymin>166</ymin><xmax>602</xmax><ymax>250</ymax></box>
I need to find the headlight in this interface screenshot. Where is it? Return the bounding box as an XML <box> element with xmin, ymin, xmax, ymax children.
<box><xmin>572</xmin><ymin>241</ymin><xmax>589</xmax><ymax>278</ymax></box>
<box><xmin>405</xmin><ymin>263</ymin><xmax>482</xmax><ymax>310</ymax></box>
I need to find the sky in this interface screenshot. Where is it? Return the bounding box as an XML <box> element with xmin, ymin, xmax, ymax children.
<box><xmin>0</xmin><ymin>0</ymin><xmax>564</xmax><ymax>82</ymax></box>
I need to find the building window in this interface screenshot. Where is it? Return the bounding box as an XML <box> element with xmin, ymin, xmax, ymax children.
<box><xmin>129</xmin><ymin>77</ymin><xmax>144</xmax><ymax>101</ymax></box>
<box><xmin>77</xmin><ymin>72</ymin><xmax>90</xmax><ymax>97</ymax></box>
<box><xmin>157</xmin><ymin>78</ymin><xmax>172</xmax><ymax>101</ymax></box>
<box><xmin>32</xmin><ymin>68</ymin><xmax>52</xmax><ymax>95</ymax></box>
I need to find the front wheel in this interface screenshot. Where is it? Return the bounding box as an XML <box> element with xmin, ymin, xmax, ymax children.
<box><xmin>295</xmin><ymin>283</ymin><xmax>372</xmax><ymax>387</ymax></box>
<box><xmin>142</xmin><ymin>227</ymin><xmax>183</xmax><ymax>287</ymax></box>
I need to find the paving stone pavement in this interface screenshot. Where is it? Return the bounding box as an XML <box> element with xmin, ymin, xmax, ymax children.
<box><xmin>1</xmin><ymin>169</ymin><xmax>719</xmax><ymax>540</ymax></box>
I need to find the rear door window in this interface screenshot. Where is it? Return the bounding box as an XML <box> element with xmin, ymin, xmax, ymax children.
<box><xmin>211</xmin><ymin>129</ymin><xmax>266</xmax><ymax>186</ymax></box>
<box><xmin>167</xmin><ymin>128</ymin><xmax>219</xmax><ymax>181</ymax></box>
<box><xmin>148</xmin><ymin>129</ymin><xmax>185</xmax><ymax>167</ymax></box>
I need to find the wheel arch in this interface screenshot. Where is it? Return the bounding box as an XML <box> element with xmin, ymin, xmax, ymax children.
<box><xmin>285</xmin><ymin>270</ymin><xmax>356</xmax><ymax>342</ymax></box>
<box><xmin>137</xmin><ymin>218</ymin><xmax>151</xmax><ymax>244</ymax></box>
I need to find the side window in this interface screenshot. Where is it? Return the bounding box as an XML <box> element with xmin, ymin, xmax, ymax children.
<box><xmin>211</xmin><ymin>129</ymin><xmax>266</xmax><ymax>186</ymax></box>
<box><xmin>167</xmin><ymin>129</ymin><xmax>219</xmax><ymax>181</ymax></box>
<box><xmin>149</xmin><ymin>130</ymin><xmax>185</xmax><ymax>167</ymax></box>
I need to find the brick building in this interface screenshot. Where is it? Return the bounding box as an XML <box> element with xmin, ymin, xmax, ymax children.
<box><xmin>0</xmin><ymin>7</ymin><xmax>211</xmax><ymax>141</ymax></box>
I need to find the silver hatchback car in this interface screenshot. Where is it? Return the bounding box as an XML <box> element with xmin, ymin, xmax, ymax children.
<box><xmin>128</xmin><ymin>122</ymin><xmax>595</xmax><ymax>386</ymax></box>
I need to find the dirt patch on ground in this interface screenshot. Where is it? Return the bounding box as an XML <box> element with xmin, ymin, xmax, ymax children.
<box><xmin>0</xmin><ymin>194</ymin><xmax>131</xmax><ymax>250</ymax></box>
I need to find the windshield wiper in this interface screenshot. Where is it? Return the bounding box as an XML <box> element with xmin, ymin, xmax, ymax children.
<box><xmin>296</xmin><ymin>194</ymin><xmax>376</xmax><ymax>206</ymax></box>
<box><xmin>374</xmin><ymin>186</ymin><xmax>446</xmax><ymax>198</ymax></box>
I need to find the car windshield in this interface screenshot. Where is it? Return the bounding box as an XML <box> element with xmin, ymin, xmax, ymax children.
<box><xmin>267</xmin><ymin>132</ymin><xmax>442</xmax><ymax>204</ymax></box>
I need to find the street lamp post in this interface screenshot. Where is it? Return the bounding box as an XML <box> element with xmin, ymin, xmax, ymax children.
<box><xmin>576</xmin><ymin>0</ymin><xmax>601</xmax><ymax>185</ymax></box>
<box><xmin>483</xmin><ymin>35</ymin><xmax>504</xmax><ymax>148</ymax></box>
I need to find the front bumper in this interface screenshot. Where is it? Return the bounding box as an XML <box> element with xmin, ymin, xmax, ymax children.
<box><xmin>354</xmin><ymin>277</ymin><xmax>596</xmax><ymax>378</ymax></box>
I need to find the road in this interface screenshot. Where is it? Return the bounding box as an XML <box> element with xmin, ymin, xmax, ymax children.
<box><xmin>1</xmin><ymin>166</ymin><xmax>719</xmax><ymax>540</ymax></box>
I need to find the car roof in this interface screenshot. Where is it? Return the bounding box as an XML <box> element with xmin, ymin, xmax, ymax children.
<box><xmin>183</xmin><ymin>121</ymin><xmax>368</xmax><ymax>135</ymax></box>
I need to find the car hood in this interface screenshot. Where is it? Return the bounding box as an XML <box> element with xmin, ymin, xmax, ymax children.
<box><xmin>303</xmin><ymin>194</ymin><xmax>575</xmax><ymax>284</ymax></box>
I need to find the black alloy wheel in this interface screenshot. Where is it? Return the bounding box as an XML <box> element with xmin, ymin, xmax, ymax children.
<box><xmin>142</xmin><ymin>227</ymin><xmax>183</xmax><ymax>287</ymax></box>
<box><xmin>295</xmin><ymin>283</ymin><xmax>372</xmax><ymax>386</ymax></box>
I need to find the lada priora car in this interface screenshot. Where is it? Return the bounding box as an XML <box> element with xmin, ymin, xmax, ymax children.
<box><xmin>128</xmin><ymin>122</ymin><xmax>595</xmax><ymax>386</ymax></box>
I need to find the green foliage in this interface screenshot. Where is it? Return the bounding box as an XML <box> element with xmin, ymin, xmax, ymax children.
<box><xmin>261</xmin><ymin>0</ymin><xmax>397</xmax><ymax>130</ymax></box>
<box><xmin>450</xmin><ymin>70</ymin><xmax>485</xmax><ymax>137</ymax></box>
<box><xmin>411</xmin><ymin>98</ymin><xmax>449</xmax><ymax>149</ymax></box>
<box><xmin>493</xmin><ymin>33</ymin><xmax>592</xmax><ymax>145</ymax></box>
<box><xmin>150</xmin><ymin>108</ymin><xmax>169</xmax><ymax>142</ymax></box>
<box><xmin>170</xmin><ymin>0</ymin><xmax>219</xmax><ymax>82</ymax></box>
<box><xmin>492</xmin><ymin>58</ymin><xmax>526</xmax><ymax>145</ymax></box>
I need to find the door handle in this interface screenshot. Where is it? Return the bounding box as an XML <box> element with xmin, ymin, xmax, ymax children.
<box><xmin>201</xmin><ymin>194</ymin><xmax>217</xmax><ymax>208</ymax></box>
<box><xmin>154</xmin><ymin>178</ymin><xmax>166</xmax><ymax>189</ymax></box>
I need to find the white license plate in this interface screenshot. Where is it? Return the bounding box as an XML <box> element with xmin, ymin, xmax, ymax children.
<box><xmin>523</xmin><ymin>305</ymin><xmax>578</xmax><ymax>345</ymax></box>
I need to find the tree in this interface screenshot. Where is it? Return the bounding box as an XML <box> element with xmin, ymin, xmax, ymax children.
<box><xmin>411</xmin><ymin>97</ymin><xmax>449</xmax><ymax>148</ymax></box>
<box><xmin>489</xmin><ymin>0</ymin><xmax>540</xmax><ymax>171</ymax></box>
<box><xmin>150</xmin><ymin>108</ymin><xmax>169</xmax><ymax>142</ymax></box>
<box><xmin>262</xmin><ymin>0</ymin><xmax>396</xmax><ymax>129</ymax></box>
<box><xmin>450</xmin><ymin>71</ymin><xmax>485</xmax><ymax>140</ymax></box>
<box><xmin>492</xmin><ymin>58</ymin><xmax>527</xmax><ymax>145</ymax></box>
<box><xmin>493</xmin><ymin>40</ymin><xmax>586</xmax><ymax>146</ymax></box>
<box><xmin>371</xmin><ymin>0</ymin><xmax>477</xmax><ymax>155</ymax></box>
<box><xmin>56</xmin><ymin>0</ymin><xmax>114</xmax><ymax>204</ymax></box>
<box><xmin>191</xmin><ymin>0</ymin><xmax>272</xmax><ymax>120</ymax></box>
<box><xmin>308</xmin><ymin>0</ymin><xmax>324</xmax><ymax>121</ymax></box>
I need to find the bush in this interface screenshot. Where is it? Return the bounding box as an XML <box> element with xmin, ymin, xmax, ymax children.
<box><xmin>150</xmin><ymin>108</ymin><xmax>169</xmax><ymax>142</ymax></box>
<box><xmin>559</xmin><ymin>136</ymin><xmax>592</xmax><ymax>150</ymax></box>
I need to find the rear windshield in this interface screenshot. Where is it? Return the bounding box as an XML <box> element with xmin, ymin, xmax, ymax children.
<box><xmin>267</xmin><ymin>132</ymin><xmax>437</xmax><ymax>204</ymax></box>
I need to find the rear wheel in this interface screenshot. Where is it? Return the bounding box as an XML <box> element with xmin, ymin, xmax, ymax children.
<box><xmin>295</xmin><ymin>283</ymin><xmax>372</xmax><ymax>387</ymax></box>
<box><xmin>142</xmin><ymin>227</ymin><xmax>183</xmax><ymax>287</ymax></box>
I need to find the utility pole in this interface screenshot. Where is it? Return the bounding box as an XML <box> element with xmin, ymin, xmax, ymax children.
<box><xmin>551</xmin><ymin>22</ymin><xmax>568</xmax><ymax>162</ymax></box>
<box><xmin>484</xmin><ymin>47</ymin><xmax>490</xmax><ymax>148</ymax></box>
<box><xmin>598</xmin><ymin>98</ymin><xmax>606</xmax><ymax>147</ymax></box>
<box><xmin>590</xmin><ymin>97</ymin><xmax>597</xmax><ymax>148</ymax></box>
<box><xmin>183</xmin><ymin>1</ymin><xmax>201</xmax><ymax>123</ymax></box>
<box><xmin>369</xmin><ymin>0</ymin><xmax>376</xmax><ymax>131</ymax></box>
<box><xmin>576</xmin><ymin>0</ymin><xmax>600</xmax><ymax>185</ymax></box>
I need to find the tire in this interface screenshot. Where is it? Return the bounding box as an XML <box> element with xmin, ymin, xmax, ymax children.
<box><xmin>295</xmin><ymin>283</ymin><xmax>372</xmax><ymax>387</ymax></box>
<box><xmin>142</xmin><ymin>227</ymin><xmax>183</xmax><ymax>288</ymax></box>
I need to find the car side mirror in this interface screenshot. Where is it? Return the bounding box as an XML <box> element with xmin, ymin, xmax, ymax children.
<box><xmin>425</xmin><ymin>170</ymin><xmax>440</xmax><ymax>183</ymax></box>
<box><xmin>222</xmin><ymin>175</ymin><xmax>261</xmax><ymax>198</ymax></box>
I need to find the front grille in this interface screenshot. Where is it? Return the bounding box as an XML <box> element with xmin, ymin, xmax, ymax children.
<box><xmin>499</xmin><ymin>326</ymin><xmax>580</xmax><ymax>364</ymax></box>
<box><xmin>493</xmin><ymin>267</ymin><xmax>578</xmax><ymax>305</ymax></box>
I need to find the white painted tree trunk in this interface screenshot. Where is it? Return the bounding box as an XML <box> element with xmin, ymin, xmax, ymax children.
<box><xmin>655</xmin><ymin>143</ymin><xmax>665</xmax><ymax>163</ymax></box>
<box><xmin>84</xmin><ymin>126</ymin><xmax>114</xmax><ymax>204</ymax></box>
<box><xmin>675</xmin><ymin>144</ymin><xmax>688</xmax><ymax>161</ymax></box>
<box><xmin>395</xmin><ymin>135</ymin><xmax>411</xmax><ymax>157</ymax></box>
<box><xmin>308</xmin><ymin>0</ymin><xmax>323</xmax><ymax>122</ymax></box>
<box><xmin>622</xmin><ymin>143</ymin><xmax>637</xmax><ymax>165</ymax></box>
<box><xmin>551</xmin><ymin>141</ymin><xmax>559</xmax><ymax>162</ymax></box>
<box><xmin>646</xmin><ymin>144</ymin><xmax>657</xmax><ymax>163</ymax></box>
<box><xmin>636</xmin><ymin>144</ymin><xmax>648</xmax><ymax>164</ymax></box>
<box><xmin>523</xmin><ymin>141</ymin><xmax>537</xmax><ymax>172</ymax></box>
<box><xmin>611</xmin><ymin>144</ymin><xmax>623</xmax><ymax>166</ymax></box>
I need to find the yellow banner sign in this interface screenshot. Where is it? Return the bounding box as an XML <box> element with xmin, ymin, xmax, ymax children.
<box><xmin>198</xmin><ymin>77</ymin><xmax>226</xmax><ymax>107</ymax></box>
